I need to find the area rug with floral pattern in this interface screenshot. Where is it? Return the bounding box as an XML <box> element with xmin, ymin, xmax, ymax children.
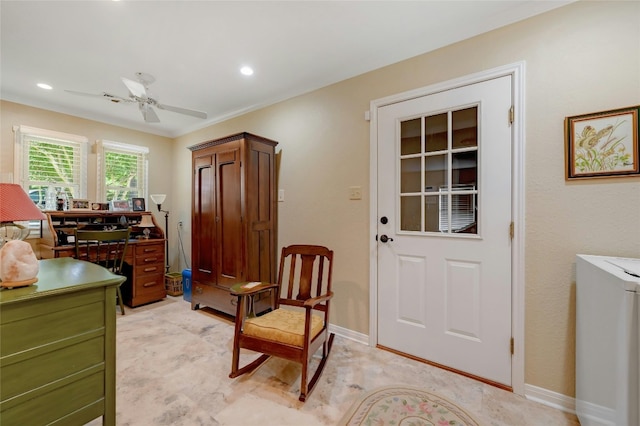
<box><xmin>339</xmin><ymin>385</ymin><xmax>481</xmax><ymax>426</ymax></box>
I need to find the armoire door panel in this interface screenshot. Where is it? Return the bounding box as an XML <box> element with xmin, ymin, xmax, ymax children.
<box><xmin>193</xmin><ymin>157</ymin><xmax>215</xmax><ymax>283</ymax></box>
<box><xmin>217</xmin><ymin>149</ymin><xmax>243</xmax><ymax>287</ymax></box>
<box><xmin>247</xmin><ymin>144</ymin><xmax>276</xmax><ymax>283</ymax></box>
<box><xmin>251</xmin><ymin>229</ymin><xmax>272</xmax><ymax>283</ymax></box>
<box><xmin>251</xmin><ymin>149</ymin><xmax>273</xmax><ymax>222</ymax></box>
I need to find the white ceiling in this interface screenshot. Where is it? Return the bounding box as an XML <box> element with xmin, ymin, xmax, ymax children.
<box><xmin>1</xmin><ymin>1</ymin><xmax>572</xmax><ymax>138</ymax></box>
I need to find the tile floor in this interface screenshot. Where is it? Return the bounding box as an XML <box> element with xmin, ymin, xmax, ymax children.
<box><xmin>88</xmin><ymin>296</ymin><xmax>580</xmax><ymax>425</ymax></box>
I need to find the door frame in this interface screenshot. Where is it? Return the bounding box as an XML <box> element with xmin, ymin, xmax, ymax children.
<box><xmin>368</xmin><ymin>62</ymin><xmax>526</xmax><ymax>395</ymax></box>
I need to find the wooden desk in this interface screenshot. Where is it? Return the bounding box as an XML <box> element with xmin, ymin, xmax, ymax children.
<box><xmin>48</xmin><ymin>239</ymin><xmax>166</xmax><ymax>307</ymax></box>
<box><xmin>41</xmin><ymin>211</ymin><xmax>167</xmax><ymax>307</ymax></box>
<box><xmin>0</xmin><ymin>258</ymin><xmax>125</xmax><ymax>426</ymax></box>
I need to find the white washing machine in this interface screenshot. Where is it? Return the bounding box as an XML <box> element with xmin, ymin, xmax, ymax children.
<box><xmin>576</xmin><ymin>254</ymin><xmax>640</xmax><ymax>426</ymax></box>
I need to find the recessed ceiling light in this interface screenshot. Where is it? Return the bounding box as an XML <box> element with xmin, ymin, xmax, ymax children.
<box><xmin>37</xmin><ymin>83</ymin><xmax>53</xmax><ymax>90</ymax></box>
<box><xmin>240</xmin><ymin>66</ymin><xmax>254</xmax><ymax>76</ymax></box>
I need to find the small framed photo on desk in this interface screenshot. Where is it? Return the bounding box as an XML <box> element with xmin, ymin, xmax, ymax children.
<box><xmin>131</xmin><ymin>197</ymin><xmax>145</xmax><ymax>211</ymax></box>
<box><xmin>70</xmin><ymin>199</ymin><xmax>91</xmax><ymax>211</ymax></box>
<box><xmin>110</xmin><ymin>200</ymin><xmax>130</xmax><ymax>211</ymax></box>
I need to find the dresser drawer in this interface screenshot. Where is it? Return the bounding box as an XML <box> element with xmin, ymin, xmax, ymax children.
<box><xmin>1</xmin><ymin>290</ymin><xmax>104</xmax><ymax>357</ymax></box>
<box><xmin>1</xmin><ymin>336</ymin><xmax>104</xmax><ymax>401</ymax></box>
<box><xmin>191</xmin><ymin>282</ymin><xmax>271</xmax><ymax>317</ymax></box>
<box><xmin>192</xmin><ymin>282</ymin><xmax>236</xmax><ymax>316</ymax></box>
<box><xmin>134</xmin><ymin>271</ymin><xmax>165</xmax><ymax>295</ymax></box>
<box><xmin>135</xmin><ymin>243</ymin><xmax>164</xmax><ymax>265</ymax></box>
<box><xmin>129</xmin><ymin>254</ymin><xmax>166</xmax><ymax>307</ymax></box>
<box><xmin>135</xmin><ymin>262</ymin><xmax>164</xmax><ymax>276</ymax></box>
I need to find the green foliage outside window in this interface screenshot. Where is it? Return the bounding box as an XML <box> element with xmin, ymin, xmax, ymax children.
<box><xmin>104</xmin><ymin>151</ymin><xmax>140</xmax><ymax>201</ymax></box>
<box><xmin>27</xmin><ymin>140</ymin><xmax>78</xmax><ymax>207</ymax></box>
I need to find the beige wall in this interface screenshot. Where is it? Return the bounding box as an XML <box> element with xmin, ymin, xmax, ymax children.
<box><xmin>0</xmin><ymin>101</ymin><xmax>174</xmax><ymax>259</ymax></box>
<box><xmin>2</xmin><ymin>0</ymin><xmax>638</xmax><ymax>399</ymax></box>
<box><xmin>173</xmin><ymin>1</ymin><xmax>640</xmax><ymax>398</ymax></box>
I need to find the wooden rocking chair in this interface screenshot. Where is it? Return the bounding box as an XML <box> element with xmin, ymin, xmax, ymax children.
<box><xmin>229</xmin><ymin>244</ymin><xmax>335</xmax><ymax>401</ymax></box>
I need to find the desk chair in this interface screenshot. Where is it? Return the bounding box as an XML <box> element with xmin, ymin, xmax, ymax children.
<box><xmin>74</xmin><ymin>228</ymin><xmax>130</xmax><ymax>315</ymax></box>
<box><xmin>229</xmin><ymin>245</ymin><xmax>334</xmax><ymax>401</ymax></box>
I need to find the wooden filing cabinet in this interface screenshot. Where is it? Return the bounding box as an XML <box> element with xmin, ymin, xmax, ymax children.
<box><xmin>124</xmin><ymin>240</ymin><xmax>166</xmax><ymax>307</ymax></box>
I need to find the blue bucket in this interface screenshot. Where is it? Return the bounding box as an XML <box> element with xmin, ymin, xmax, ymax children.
<box><xmin>182</xmin><ymin>269</ymin><xmax>192</xmax><ymax>302</ymax></box>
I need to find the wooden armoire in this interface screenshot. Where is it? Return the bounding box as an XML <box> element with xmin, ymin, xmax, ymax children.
<box><xmin>189</xmin><ymin>132</ymin><xmax>278</xmax><ymax>316</ymax></box>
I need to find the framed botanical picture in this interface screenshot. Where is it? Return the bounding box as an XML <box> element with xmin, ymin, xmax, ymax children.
<box><xmin>110</xmin><ymin>200</ymin><xmax>130</xmax><ymax>211</ymax></box>
<box><xmin>70</xmin><ymin>199</ymin><xmax>91</xmax><ymax>211</ymax></box>
<box><xmin>565</xmin><ymin>105</ymin><xmax>640</xmax><ymax>180</ymax></box>
<box><xmin>131</xmin><ymin>197</ymin><xmax>145</xmax><ymax>211</ymax></box>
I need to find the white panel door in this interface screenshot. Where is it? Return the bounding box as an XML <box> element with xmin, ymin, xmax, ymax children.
<box><xmin>377</xmin><ymin>76</ymin><xmax>513</xmax><ymax>386</ymax></box>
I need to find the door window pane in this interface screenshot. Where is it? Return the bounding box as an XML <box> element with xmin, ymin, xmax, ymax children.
<box><xmin>425</xmin><ymin>113</ymin><xmax>447</xmax><ymax>152</ymax></box>
<box><xmin>452</xmin><ymin>151</ymin><xmax>477</xmax><ymax>187</ymax></box>
<box><xmin>400</xmin><ymin>196</ymin><xmax>421</xmax><ymax>231</ymax></box>
<box><xmin>401</xmin><ymin>157</ymin><xmax>421</xmax><ymax>193</ymax></box>
<box><xmin>424</xmin><ymin>155</ymin><xmax>447</xmax><ymax>192</ymax></box>
<box><xmin>424</xmin><ymin>195</ymin><xmax>440</xmax><ymax>232</ymax></box>
<box><xmin>400</xmin><ymin>118</ymin><xmax>421</xmax><ymax>155</ymax></box>
<box><xmin>452</xmin><ymin>107</ymin><xmax>478</xmax><ymax>149</ymax></box>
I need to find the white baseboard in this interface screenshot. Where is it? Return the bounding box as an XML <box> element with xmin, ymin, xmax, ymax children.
<box><xmin>524</xmin><ymin>383</ymin><xmax>576</xmax><ymax>415</ymax></box>
<box><xmin>328</xmin><ymin>323</ymin><xmax>369</xmax><ymax>345</ymax></box>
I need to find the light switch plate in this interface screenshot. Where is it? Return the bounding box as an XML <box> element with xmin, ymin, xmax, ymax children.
<box><xmin>348</xmin><ymin>186</ymin><xmax>362</xmax><ymax>200</ymax></box>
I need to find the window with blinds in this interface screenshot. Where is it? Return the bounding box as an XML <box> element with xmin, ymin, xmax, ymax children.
<box><xmin>97</xmin><ymin>140</ymin><xmax>148</xmax><ymax>203</ymax></box>
<box><xmin>14</xmin><ymin>125</ymin><xmax>88</xmax><ymax>207</ymax></box>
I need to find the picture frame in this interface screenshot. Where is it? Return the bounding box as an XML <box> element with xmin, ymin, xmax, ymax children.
<box><xmin>91</xmin><ymin>202</ymin><xmax>110</xmax><ymax>211</ymax></box>
<box><xmin>565</xmin><ymin>105</ymin><xmax>640</xmax><ymax>180</ymax></box>
<box><xmin>131</xmin><ymin>197</ymin><xmax>146</xmax><ymax>211</ymax></box>
<box><xmin>70</xmin><ymin>199</ymin><xmax>91</xmax><ymax>211</ymax></box>
<box><xmin>110</xmin><ymin>200</ymin><xmax>130</xmax><ymax>212</ymax></box>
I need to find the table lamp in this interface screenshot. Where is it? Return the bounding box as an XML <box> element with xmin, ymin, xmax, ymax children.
<box><xmin>150</xmin><ymin>194</ymin><xmax>169</xmax><ymax>272</ymax></box>
<box><xmin>0</xmin><ymin>183</ymin><xmax>47</xmax><ymax>244</ymax></box>
<box><xmin>0</xmin><ymin>183</ymin><xmax>46</xmax><ymax>288</ymax></box>
<box><xmin>138</xmin><ymin>213</ymin><xmax>155</xmax><ymax>239</ymax></box>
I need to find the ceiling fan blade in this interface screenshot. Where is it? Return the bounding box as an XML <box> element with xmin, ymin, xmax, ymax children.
<box><xmin>139</xmin><ymin>103</ymin><xmax>160</xmax><ymax>123</ymax></box>
<box><xmin>122</xmin><ymin>77</ymin><xmax>147</xmax><ymax>99</ymax></box>
<box><xmin>156</xmin><ymin>103</ymin><xmax>207</xmax><ymax>119</ymax></box>
<box><xmin>65</xmin><ymin>89</ymin><xmax>132</xmax><ymax>103</ymax></box>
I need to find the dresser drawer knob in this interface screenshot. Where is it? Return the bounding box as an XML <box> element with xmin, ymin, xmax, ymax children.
<box><xmin>144</xmin><ymin>257</ymin><xmax>158</xmax><ymax>262</ymax></box>
<box><xmin>144</xmin><ymin>267</ymin><xmax>158</xmax><ymax>272</ymax></box>
<box><xmin>143</xmin><ymin>281</ymin><xmax>158</xmax><ymax>287</ymax></box>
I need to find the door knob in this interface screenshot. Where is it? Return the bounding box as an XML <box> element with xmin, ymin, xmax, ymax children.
<box><xmin>379</xmin><ymin>234</ymin><xmax>394</xmax><ymax>243</ymax></box>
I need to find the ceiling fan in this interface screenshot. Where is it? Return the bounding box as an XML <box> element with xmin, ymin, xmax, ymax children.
<box><xmin>65</xmin><ymin>72</ymin><xmax>207</xmax><ymax>123</ymax></box>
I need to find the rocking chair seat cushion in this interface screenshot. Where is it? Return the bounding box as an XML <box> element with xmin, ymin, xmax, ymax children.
<box><xmin>244</xmin><ymin>309</ymin><xmax>324</xmax><ymax>347</ymax></box>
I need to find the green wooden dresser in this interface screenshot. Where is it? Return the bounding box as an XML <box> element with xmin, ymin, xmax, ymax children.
<box><xmin>0</xmin><ymin>258</ymin><xmax>125</xmax><ymax>426</ymax></box>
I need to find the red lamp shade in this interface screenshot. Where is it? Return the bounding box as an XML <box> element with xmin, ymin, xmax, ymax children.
<box><xmin>0</xmin><ymin>183</ymin><xmax>47</xmax><ymax>222</ymax></box>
